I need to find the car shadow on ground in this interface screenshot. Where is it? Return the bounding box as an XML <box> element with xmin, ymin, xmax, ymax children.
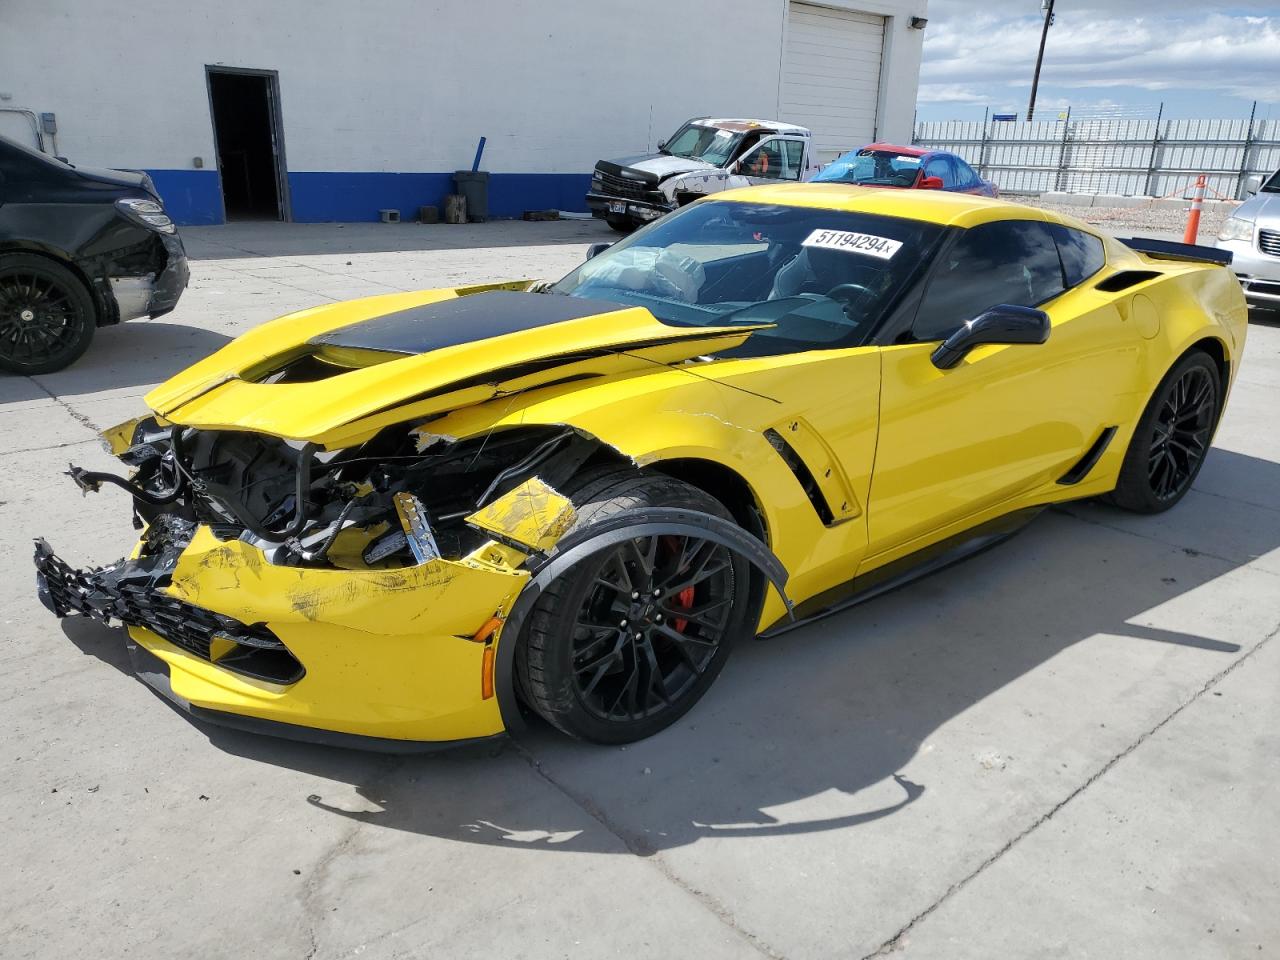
<box><xmin>12</xmin><ymin>322</ymin><xmax>232</xmax><ymax>398</ymax></box>
<box><xmin>181</xmin><ymin>220</ymin><xmax>616</xmax><ymax>262</ymax></box>
<box><xmin>62</xmin><ymin>447</ymin><xmax>1280</xmax><ymax>856</ymax></box>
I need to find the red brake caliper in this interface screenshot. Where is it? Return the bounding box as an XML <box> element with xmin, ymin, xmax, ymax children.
<box><xmin>673</xmin><ymin>587</ymin><xmax>695</xmax><ymax>633</ymax></box>
<box><xmin>660</xmin><ymin>535</ymin><xmax>695</xmax><ymax>633</ymax></box>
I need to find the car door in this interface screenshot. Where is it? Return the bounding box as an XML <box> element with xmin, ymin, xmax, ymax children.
<box><xmin>736</xmin><ymin>138</ymin><xmax>806</xmax><ymax>186</ymax></box>
<box><xmin>951</xmin><ymin>157</ymin><xmax>990</xmax><ymax>195</ymax></box>
<box><xmin>921</xmin><ymin>155</ymin><xmax>957</xmax><ymax>190</ymax></box>
<box><xmin>863</xmin><ymin>216</ymin><xmax>1140</xmax><ymax>567</ymax></box>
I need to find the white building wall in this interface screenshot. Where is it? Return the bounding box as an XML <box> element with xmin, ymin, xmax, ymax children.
<box><xmin>0</xmin><ymin>0</ymin><xmax>926</xmax><ymax>221</ymax></box>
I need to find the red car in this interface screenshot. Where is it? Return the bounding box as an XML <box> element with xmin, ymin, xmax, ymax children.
<box><xmin>813</xmin><ymin>142</ymin><xmax>999</xmax><ymax>197</ymax></box>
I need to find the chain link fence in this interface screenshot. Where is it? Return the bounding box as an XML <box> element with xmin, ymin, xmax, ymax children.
<box><xmin>913</xmin><ymin>109</ymin><xmax>1280</xmax><ymax>200</ymax></box>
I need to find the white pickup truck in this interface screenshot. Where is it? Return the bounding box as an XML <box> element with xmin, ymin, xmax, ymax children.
<box><xmin>586</xmin><ymin>117</ymin><xmax>816</xmax><ymax>231</ymax></box>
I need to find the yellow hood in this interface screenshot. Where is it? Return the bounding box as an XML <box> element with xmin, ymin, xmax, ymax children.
<box><xmin>146</xmin><ymin>285</ymin><xmax>765</xmax><ymax>448</ymax></box>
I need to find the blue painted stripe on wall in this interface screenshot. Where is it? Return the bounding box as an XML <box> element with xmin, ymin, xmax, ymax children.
<box><xmin>144</xmin><ymin>170</ymin><xmax>224</xmax><ymax>226</ymax></box>
<box><xmin>287</xmin><ymin>171</ymin><xmax>593</xmax><ymax>223</ymax></box>
<box><xmin>144</xmin><ymin>169</ymin><xmax>594</xmax><ymax>226</ymax></box>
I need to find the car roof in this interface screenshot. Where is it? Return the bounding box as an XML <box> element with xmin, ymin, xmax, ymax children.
<box><xmin>695</xmin><ymin>118</ymin><xmax>810</xmax><ymax>136</ymax></box>
<box><xmin>860</xmin><ymin>142</ymin><xmax>929</xmax><ymax>157</ymax></box>
<box><xmin>709</xmin><ymin>182</ymin><xmax>1094</xmax><ymax>231</ymax></box>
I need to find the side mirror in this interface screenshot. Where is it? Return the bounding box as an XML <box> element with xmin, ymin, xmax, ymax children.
<box><xmin>918</xmin><ymin>175</ymin><xmax>944</xmax><ymax>190</ymax></box>
<box><xmin>585</xmin><ymin>241</ymin><xmax>612</xmax><ymax>260</ymax></box>
<box><xmin>657</xmin><ymin>140</ymin><xmax>667</xmax><ymax>151</ymax></box>
<box><xmin>1244</xmin><ymin>174</ymin><xmax>1263</xmax><ymax>196</ymax></box>
<box><xmin>930</xmin><ymin>304</ymin><xmax>1050</xmax><ymax>369</ymax></box>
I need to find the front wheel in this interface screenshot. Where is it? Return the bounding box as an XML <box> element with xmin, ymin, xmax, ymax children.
<box><xmin>605</xmin><ymin>215</ymin><xmax>633</xmax><ymax>233</ymax></box>
<box><xmin>1109</xmin><ymin>350</ymin><xmax>1221</xmax><ymax>513</ymax></box>
<box><xmin>517</xmin><ymin>471</ymin><xmax>754</xmax><ymax>744</ymax></box>
<box><xmin>0</xmin><ymin>254</ymin><xmax>97</xmax><ymax>375</ymax></box>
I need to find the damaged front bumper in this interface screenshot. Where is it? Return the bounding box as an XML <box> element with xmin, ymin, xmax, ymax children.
<box><xmin>585</xmin><ymin>191</ymin><xmax>672</xmax><ymax>223</ymax></box>
<box><xmin>35</xmin><ymin>526</ymin><xmax>529</xmax><ymax>750</ymax></box>
<box><xmin>107</xmin><ymin>233</ymin><xmax>189</xmax><ymax>323</ymax></box>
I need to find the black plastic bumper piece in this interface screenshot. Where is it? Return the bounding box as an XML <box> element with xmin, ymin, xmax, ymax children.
<box><xmin>33</xmin><ymin>538</ymin><xmax>304</xmax><ymax>685</ymax></box>
<box><xmin>148</xmin><ymin>233</ymin><xmax>189</xmax><ymax>318</ymax></box>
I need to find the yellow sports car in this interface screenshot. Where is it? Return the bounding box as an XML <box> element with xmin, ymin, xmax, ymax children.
<box><xmin>34</xmin><ymin>184</ymin><xmax>1247</xmax><ymax>750</ymax></box>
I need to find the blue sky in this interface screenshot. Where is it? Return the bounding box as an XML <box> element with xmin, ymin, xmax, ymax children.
<box><xmin>915</xmin><ymin>1</ymin><xmax>1280</xmax><ymax>122</ymax></box>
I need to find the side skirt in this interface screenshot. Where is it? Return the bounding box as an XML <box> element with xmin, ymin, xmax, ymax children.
<box><xmin>759</xmin><ymin>507</ymin><xmax>1044</xmax><ymax>638</ymax></box>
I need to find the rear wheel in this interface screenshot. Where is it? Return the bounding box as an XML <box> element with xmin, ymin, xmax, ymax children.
<box><xmin>1109</xmin><ymin>350</ymin><xmax>1220</xmax><ymax>513</ymax></box>
<box><xmin>517</xmin><ymin>470</ymin><xmax>753</xmax><ymax>743</ymax></box>
<box><xmin>0</xmin><ymin>254</ymin><xmax>96</xmax><ymax>375</ymax></box>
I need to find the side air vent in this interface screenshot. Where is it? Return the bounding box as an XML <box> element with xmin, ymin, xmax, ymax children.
<box><xmin>765</xmin><ymin>428</ymin><xmax>833</xmax><ymax>524</ymax></box>
<box><xmin>1057</xmin><ymin>426</ymin><xmax>1118</xmax><ymax>485</ymax></box>
<box><xmin>1095</xmin><ymin>270</ymin><xmax>1160</xmax><ymax>292</ymax></box>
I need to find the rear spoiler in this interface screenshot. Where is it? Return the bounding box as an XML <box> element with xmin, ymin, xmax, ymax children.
<box><xmin>1119</xmin><ymin>237</ymin><xmax>1232</xmax><ymax>267</ymax></box>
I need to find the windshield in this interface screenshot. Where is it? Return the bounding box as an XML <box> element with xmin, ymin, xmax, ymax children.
<box><xmin>814</xmin><ymin>150</ymin><xmax>922</xmax><ymax>187</ymax></box>
<box><xmin>1264</xmin><ymin>169</ymin><xmax>1280</xmax><ymax>193</ymax></box>
<box><xmin>662</xmin><ymin>123</ymin><xmax>744</xmax><ymax>166</ymax></box>
<box><xmin>553</xmin><ymin>201</ymin><xmax>945</xmax><ymax>356</ymax></box>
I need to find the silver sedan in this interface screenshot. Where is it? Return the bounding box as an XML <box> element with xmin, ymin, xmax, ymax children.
<box><xmin>1217</xmin><ymin>169</ymin><xmax>1280</xmax><ymax>313</ymax></box>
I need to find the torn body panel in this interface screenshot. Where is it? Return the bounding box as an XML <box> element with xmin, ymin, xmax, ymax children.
<box><xmin>38</xmin><ymin>523</ymin><xmax>527</xmax><ymax>743</ymax></box>
<box><xmin>466</xmin><ymin>478</ymin><xmax>577</xmax><ymax>553</ymax></box>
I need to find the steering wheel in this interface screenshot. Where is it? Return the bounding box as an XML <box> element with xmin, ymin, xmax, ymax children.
<box><xmin>825</xmin><ymin>282</ymin><xmax>877</xmax><ymax>307</ymax></box>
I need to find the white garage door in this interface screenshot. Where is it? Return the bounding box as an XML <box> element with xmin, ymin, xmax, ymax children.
<box><xmin>781</xmin><ymin>2</ymin><xmax>884</xmax><ymax>164</ymax></box>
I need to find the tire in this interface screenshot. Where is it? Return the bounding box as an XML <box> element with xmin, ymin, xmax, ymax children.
<box><xmin>0</xmin><ymin>254</ymin><xmax>97</xmax><ymax>375</ymax></box>
<box><xmin>1109</xmin><ymin>350</ymin><xmax>1221</xmax><ymax>514</ymax></box>
<box><xmin>605</xmin><ymin>215</ymin><xmax>633</xmax><ymax>233</ymax></box>
<box><xmin>516</xmin><ymin>468</ymin><xmax>754</xmax><ymax>744</ymax></box>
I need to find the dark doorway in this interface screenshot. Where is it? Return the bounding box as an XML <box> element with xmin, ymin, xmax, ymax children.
<box><xmin>206</xmin><ymin>67</ymin><xmax>289</xmax><ymax>221</ymax></box>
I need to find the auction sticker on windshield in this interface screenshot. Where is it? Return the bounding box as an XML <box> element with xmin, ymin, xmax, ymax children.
<box><xmin>802</xmin><ymin>229</ymin><xmax>902</xmax><ymax>260</ymax></box>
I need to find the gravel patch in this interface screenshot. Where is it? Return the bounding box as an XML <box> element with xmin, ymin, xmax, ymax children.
<box><xmin>1013</xmin><ymin>196</ymin><xmax>1235</xmax><ymax>239</ymax></box>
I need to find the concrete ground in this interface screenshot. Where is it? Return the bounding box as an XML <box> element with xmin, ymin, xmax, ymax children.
<box><xmin>2</xmin><ymin>219</ymin><xmax>1278</xmax><ymax>960</ymax></box>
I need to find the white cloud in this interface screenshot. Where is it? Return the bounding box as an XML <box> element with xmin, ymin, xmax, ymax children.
<box><xmin>919</xmin><ymin>7</ymin><xmax>1280</xmax><ymax>106</ymax></box>
<box><xmin>915</xmin><ymin>83</ymin><xmax>990</xmax><ymax>104</ymax></box>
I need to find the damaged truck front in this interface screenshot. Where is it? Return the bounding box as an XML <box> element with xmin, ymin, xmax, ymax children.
<box><xmin>586</xmin><ymin>117</ymin><xmax>815</xmax><ymax>232</ymax></box>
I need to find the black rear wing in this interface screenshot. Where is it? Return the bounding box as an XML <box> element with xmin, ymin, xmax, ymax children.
<box><xmin>1119</xmin><ymin>237</ymin><xmax>1232</xmax><ymax>267</ymax></box>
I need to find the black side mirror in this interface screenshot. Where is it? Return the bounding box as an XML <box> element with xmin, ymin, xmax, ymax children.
<box><xmin>586</xmin><ymin>242</ymin><xmax>612</xmax><ymax>260</ymax></box>
<box><xmin>930</xmin><ymin>304</ymin><xmax>1050</xmax><ymax>369</ymax></box>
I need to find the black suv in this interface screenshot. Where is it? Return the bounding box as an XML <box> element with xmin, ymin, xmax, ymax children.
<box><xmin>0</xmin><ymin>134</ymin><xmax>189</xmax><ymax>374</ymax></box>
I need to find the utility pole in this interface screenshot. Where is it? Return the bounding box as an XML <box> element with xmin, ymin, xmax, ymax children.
<box><xmin>1027</xmin><ymin>0</ymin><xmax>1055</xmax><ymax>121</ymax></box>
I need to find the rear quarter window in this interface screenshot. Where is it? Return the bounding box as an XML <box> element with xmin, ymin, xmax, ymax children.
<box><xmin>1052</xmin><ymin>225</ymin><xmax>1106</xmax><ymax>286</ymax></box>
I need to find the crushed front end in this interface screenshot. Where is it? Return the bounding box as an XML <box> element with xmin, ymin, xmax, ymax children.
<box><xmin>34</xmin><ymin>416</ymin><xmax>600</xmax><ymax>750</ymax></box>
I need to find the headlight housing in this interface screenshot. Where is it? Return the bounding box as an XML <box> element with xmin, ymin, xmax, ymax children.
<box><xmin>1218</xmin><ymin>216</ymin><xmax>1254</xmax><ymax>243</ymax></box>
<box><xmin>115</xmin><ymin>197</ymin><xmax>176</xmax><ymax>235</ymax></box>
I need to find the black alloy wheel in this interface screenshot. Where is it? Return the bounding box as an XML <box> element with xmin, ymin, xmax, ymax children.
<box><xmin>517</xmin><ymin>470</ymin><xmax>753</xmax><ymax>743</ymax></box>
<box><xmin>1110</xmin><ymin>350</ymin><xmax>1221</xmax><ymax>514</ymax></box>
<box><xmin>0</xmin><ymin>255</ymin><xmax>97</xmax><ymax>375</ymax></box>
<box><xmin>570</xmin><ymin>534</ymin><xmax>736</xmax><ymax>723</ymax></box>
<box><xmin>1148</xmin><ymin>364</ymin><xmax>1215</xmax><ymax>502</ymax></box>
